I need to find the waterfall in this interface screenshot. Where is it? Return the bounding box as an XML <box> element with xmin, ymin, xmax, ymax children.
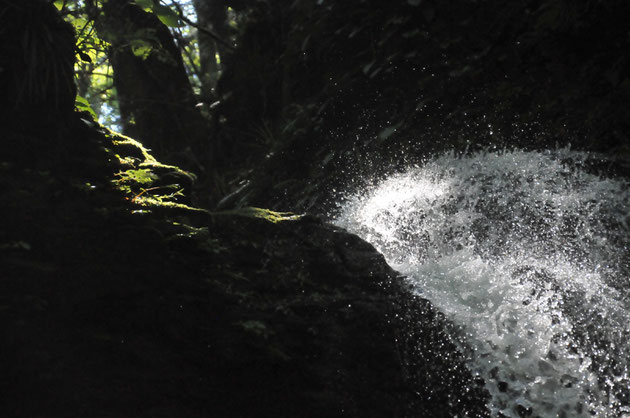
<box><xmin>335</xmin><ymin>148</ymin><xmax>630</xmax><ymax>417</ymax></box>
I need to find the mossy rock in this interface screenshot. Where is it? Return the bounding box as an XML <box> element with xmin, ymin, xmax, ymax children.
<box><xmin>0</xmin><ymin>112</ymin><xmax>489</xmax><ymax>416</ymax></box>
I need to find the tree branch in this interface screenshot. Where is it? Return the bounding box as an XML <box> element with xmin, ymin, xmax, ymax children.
<box><xmin>165</xmin><ymin>0</ymin><xmax>234</xmax><ymax>51</ymax></box>
<box><xmin>172</xmin><ymin>26</ymin><xmax>203</xmax><ymax>82</ymax></box>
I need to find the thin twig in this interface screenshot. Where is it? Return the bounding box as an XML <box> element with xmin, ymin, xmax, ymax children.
<box><xmin>173</xmin><ymin>26</ymin><xmax>203</xmax><ymax>79</ymax></box>
<box><xmin>75</xmin><ymin>71</ymin><xmax>114</xmax><ymax>78</ymax></box>
<box><xmin>165</xmin><ymin>0</ymin><xmax>234</xmax><ymax>51</ymax></box>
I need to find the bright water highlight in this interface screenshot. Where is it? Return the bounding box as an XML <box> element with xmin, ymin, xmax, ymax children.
<box><xmin>336</xmin><ymin>149</ymin><xmax>630</xmax><ymax>417</ymax></box>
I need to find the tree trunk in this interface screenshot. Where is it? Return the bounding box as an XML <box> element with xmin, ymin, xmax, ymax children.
<box><xmin>97</xmin><ymin>0</ymin><xmax>209</xmax><ymax>171</ymax></box>
<box><xmin>0</xmin><ymin>0</ymin><xmax>76</xmax><ymax>129</ymax></box>
<box><xmin>192</xmin><ymin>0</ymin><xmax>229</xmax><ymax>100</ymax></box>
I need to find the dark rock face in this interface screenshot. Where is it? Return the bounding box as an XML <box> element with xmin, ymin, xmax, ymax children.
<box><xmin>214</xmin><ymin>0</ymin><xmax>630</xmax><ymax>215</ymax></box>
<box><xmin>0</xmin><ymin>3</ymin><xmax>490</xmax><ymax>416</ymax></box>
<box><xmin>0</xmin><ymin>0</ymin><xmax>76</xmax><ymax>124</ymax></box>
<box><xmin>0</xmin><ymin>117</ymin><xmax>489</xmax><ymax>416</ymax></box>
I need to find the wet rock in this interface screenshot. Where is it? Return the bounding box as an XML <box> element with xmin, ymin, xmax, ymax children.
<box><xmin>0</xmin><ymin>116</ymin><xmax>490</xmax><ymax>417</ymax></box>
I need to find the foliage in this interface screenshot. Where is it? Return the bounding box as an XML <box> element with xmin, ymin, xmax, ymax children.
<box><xmin>52</xmin><ymin>0</ymin><xmax>116</xmax><ymax>125</ymax></box>
<box><xmin>51</xmin><ymin>0</ymin><xmax>202</xmax><ymax>129</ymax></box>
<box><xmin>42</xmin><ymin>0</ymin><xmax>630</xmax><ymax>212</ymax></box>
<box><xmin>75</xmin><ymin>94</ymin><xmax>98</xmax><ymax>118</ymax></box>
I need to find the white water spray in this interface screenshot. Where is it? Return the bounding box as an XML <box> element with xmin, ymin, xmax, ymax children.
<box><xmin>336</xmin><ymin>149</ymin><xmax>630</xmax><ymax>417</ymax></box>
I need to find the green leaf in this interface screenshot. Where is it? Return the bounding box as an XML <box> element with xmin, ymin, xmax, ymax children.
<box><xmin>75</xmin><ymin>95</ymin><xmax>97</xmax><ymax>119</ymax></box>
<box><xmin>53</xmin><ymin>0</ymin><xmax>65</xmax><ymax>11</ymax></box>
<box><xmin>135</xmin><ymin>0</ymin><xmax>154</xmax><ymax>9</ymax></box>
<box><xmin>152</xmin><ymin>5</ymin><xmax>182</xmax><ymax>27</ymax></box>
<box><xmin>75</xmin><ymin>95</ymin><xmax>89</xmax><ymax>107</ymax></box>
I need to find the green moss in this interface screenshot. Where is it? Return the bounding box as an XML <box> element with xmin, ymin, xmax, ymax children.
<box><xmin>108</xmin><ymin>131</ymin><xmax>153</xmax><ymax>161</ymax></box>
<box><xmin>100</xmin><ymin>129</ymin><xmax>300</xmax><ymax>238</ymax></box>
<box><xmin>107</xmin><ymin>129</ymin><xmax>192</xmax><ymax>173</ymax></box>
<box><xmin>113</xmin><ymin>168</ymin><xmax>157</xmax><ymax>196</ymax></box>
<box><xmin>116</xmin><ymin>168</ymin><xmax>158</xmax><ymax>185</ymax></box>
<box><xmin>132</xmin><ymin>197</ymin><xmax>207</xmax><ymax>213</ymax></box>
<box><xmin>103</xmin><ymin>128</ymin><xmax>198</xmax><ymax>212</ymax></box>
<box><xmin>113</xmin><ymin>154</ymin><xmax>139</xmax><ymax>167</ymax></box>
<box><xmin>217</xmin><ymin>207</ymin><xmax>303</xmax><ymax>223</ymax></box>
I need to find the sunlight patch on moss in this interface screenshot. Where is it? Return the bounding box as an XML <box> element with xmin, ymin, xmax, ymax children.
<box><xmin>108</xmin><ymin>132</ymin><xmax>195</xmax><ymax>178</ymax></box>
<box><xmin>132</xmin><ymin>196</ymin><xmax>209</xmax><ymax>214</ymax></box>
<box><xmin>103</xmin><ymin>128</ymin><xmax>198</xmax><ymax>212</ymax></box>
<box><xmin>117</xmin><ymin>169</ymin><xmax>158</xmax><ymax>185</ymax></box>
<box><xmin>109</xmin><ymin>133</ymin><xmax>153</xmax><ymax>159</ymax></box>
<box><xmin>114</xmin><ymin>154</ymin><xmax>140</xmax><ymax>167</ymax></box>
<box><xmin>113</xmin><ymin>168</ymin><xmax>157</xmax><ymax>195</ymax></box>
<box><xmin>218</xmin><ymin>207</ymin><xmax>303</xmax><ymax>223</ymax></box>
<box><xmin>106</xmin><ymin>131</ymin><xmax>180</xmax><ymax>170</ymax></box>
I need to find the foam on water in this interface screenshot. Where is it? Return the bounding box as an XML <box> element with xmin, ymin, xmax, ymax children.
<box><xmin>335</xmin><ymin>149</ymin><xmax>630</xmax><ymax>417</ymax></box>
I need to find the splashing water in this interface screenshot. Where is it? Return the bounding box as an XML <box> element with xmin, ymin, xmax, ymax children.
<box><xmin>335</xmin><ymin>149</ymin><xmax>630</xmax><ymax>417</ymax></box>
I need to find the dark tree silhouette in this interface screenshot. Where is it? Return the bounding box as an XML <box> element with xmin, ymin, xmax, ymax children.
<box><xmin>92</xmin><ymin>0</ymin><xmax>209</xmax><ymax>171</ymax></box>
